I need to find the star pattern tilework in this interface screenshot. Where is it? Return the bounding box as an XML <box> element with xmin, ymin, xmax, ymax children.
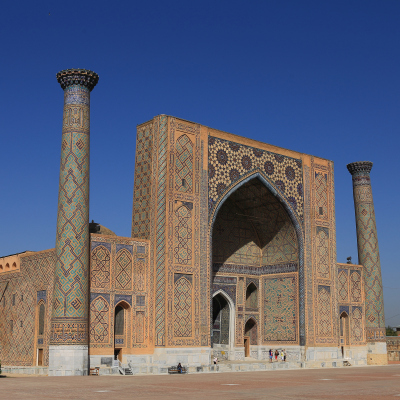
<box><xmin>208</xmin><ymin>137</ymin><xmax>304</xmax><ymax>220</ymax></box>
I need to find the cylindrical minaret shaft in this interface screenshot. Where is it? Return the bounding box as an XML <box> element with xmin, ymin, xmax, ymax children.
<box><xmin>347</xmin><ymin>161</ymin><xmax>387</xmax><ymax>364</ymax></box>
<box><xmin>49</xmin><ymin>69</ymin><xmax>98</xmax><ymax>376</ymax></box>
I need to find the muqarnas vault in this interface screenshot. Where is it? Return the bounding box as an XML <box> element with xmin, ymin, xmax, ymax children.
<box><xmin>0</xmin><ymin>69</ymin><xmax>387</xmax><ymax>376</ymax></box>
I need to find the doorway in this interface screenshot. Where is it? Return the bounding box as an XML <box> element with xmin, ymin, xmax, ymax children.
<box><xmin>244</xmin><ymin>318</ymin><xmax>257</xmax><ymax>345</ymax></box>
<box><xmin>340</xmin><ymin>311</ymin><xmax>349</xmax><ymax>358</ymax></box>
<box><xmin>37</xmin><ymin>349</ymin><xmax>43</xmax><ymax>366</ymax></box>
<box><xmin>244</xmin><ymin>336</ymin><xmax>250</xmax><ymax>357</ymax></box>
<box><xmin>114</xmin><ymin>348</ymin><xmax>122</xmax><ymax>362</ymax></box>
<box><xmin>212</xmin><ymin>293</ymin><xmax>230</xmax><ymax>346</ymax></box>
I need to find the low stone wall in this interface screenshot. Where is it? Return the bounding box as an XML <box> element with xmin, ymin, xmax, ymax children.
<box><xmin>387</xmin><ymin>336</ymin><xmax>400</xmax><ymax>362</ymax></box>
<box><xmin>2</xmin><ymin>366</ymin><xmax>48</xmax><ymax>375</ymax></box>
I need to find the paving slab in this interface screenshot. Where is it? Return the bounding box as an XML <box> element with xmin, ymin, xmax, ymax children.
<box><xmin>1</xmin><ymin>365</ymin><xmax>400</xmax><ymax>400</ymax></box>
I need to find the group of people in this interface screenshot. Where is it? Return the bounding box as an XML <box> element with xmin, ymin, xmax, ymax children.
<box><xmin>269</xmin><ymin>349</ymin><xmax>286</xmax><ymax>362</ymax></box>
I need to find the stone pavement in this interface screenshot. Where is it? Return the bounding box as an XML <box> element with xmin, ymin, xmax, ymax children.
<box><xmin>1</xmin><ymin>365</ymin><xmax>400</xmax><ymax>399</ymax></box>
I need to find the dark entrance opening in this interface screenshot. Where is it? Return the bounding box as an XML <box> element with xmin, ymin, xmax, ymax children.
<box><xmin>37</xmin><ymin>349</ymin><xmax>43</xmax><ymax>366</ymax></box>
<box><xmin>212</xmin><ymin>294</ymin><xmax>230</xmax><ymax>346</ymax></box>
<box><xmin>114</xmin><ymin>304</ymin><xmax>125</xmax><ymax>363</ymax></box>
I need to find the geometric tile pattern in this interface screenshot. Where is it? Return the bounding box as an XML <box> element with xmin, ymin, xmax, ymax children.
<box><xmin>303</xmin><ymin>163</ymin><xmax>315</xmax><ymax>347</ymax></box>
<box><xmin>314</xmin><ymin>172</ymin><xmax>328</xmax><ymax>219</ymax></box>
<box><xmin>132</xmin><ymin>122</ymin><xmax>153</xmax><ymax>239</ymax></box>
<box><xmin>51</xmin><ymin>76</ymin><xmax>97</xmax><ymax>345</ymax></box>
<box><xmin>88</xmin><ymin>237</ymin><xmax>150</xmax><ymax>351</ymax></box>
<box><xmin>208</xmin><ymin>137</ymin><xmax>304</xmax><ymax>219</ymax></box>
<box><xmin>315</xmin><ymin>228</ymin><xmax>329</xmax><ymax>278</ymax></box>
<box><xmin>173</xmin><ymin>275</ymin><xmax>192</xmax><ymax>338</ymax></box>
<box><xmin>263</xmin><ymin>276</ymin><xmax>297</xmax><ymax>343</ymax></box>
<box><xmin>316</xmin><ymin>286</ymin><xmax>332</xmax><ymax>337</ymax></box>
<box><xmin>310</xmin><ymin>159</ymin><xmax>336</xmax><ymax>346</ymax></box>
<box><xmin>89</xmin><ymin>295</ymin><xmax>109</xmax><ymax>343</ymax></box>
<box><xmin>165</xmin><ymin>118</ymin><xmax>204</xmax><ymax>348</ymax></box>
<box><xmin>173</xmin><ymin>205</ymin><xmax>192</xmax><ymax>265</ymax></box>
<box><xmin>136</xmin><ymin>311</ymin><xmax>144</xmax><ymax>343</ymax></box>
<box><xmin>336</xmin><ymin>263</ymin><xmax>366</xmax><ymax>345</ymax></box>
<box><xmin>348</xmin><ymin>161</ymin><xmax>385</xmax><ymax>341</ymax></box>
<box><xmin>338</xmin><ymin>269</ymin><xmax>349</xmax><ymax>302</ymax></box>
<box><xmin>155</xmin><ymin>115</ymin><xmax>168</xmax><ymax>346</ymax></box>
<box><xmin>0</xmin><ymin>250</ymin><xmax>55</xmax><ymax>366</ymax></box>
<box><xmin>115</xmin><ymin>249</ymin><xmax>132</xmax><ymax>290</ymax></box>
<box><xmin>350</xmin><ymin>270</ymin><xmax>362</xmax><ymax>303</ymax></box>
<box><xmin>351</xmin><ymin>306</ymin><xmax>364</xmax><ymax>343</ymax></box>
<box><xmin>175</xmin><ymin>134</ymin><xmax>193</xmax><ymax>193</ymax></box>
<box><xmin>91</xmin><ymin>246</ymin><xmax>111</xmax><ymax>289</ymax></box>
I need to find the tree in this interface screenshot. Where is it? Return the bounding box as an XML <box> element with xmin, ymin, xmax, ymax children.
<box><xmin>386</xmin><ymin>326</ymin><xmax>397</xmax><ymax>336</ymax></box>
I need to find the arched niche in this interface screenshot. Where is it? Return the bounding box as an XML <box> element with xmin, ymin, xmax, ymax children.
<box><xmin>244</xmin><ymin>317</ymin><xmax>258</xmax><ymax>345</ymax></box>
<box><xmin>209</xmin><ymin>173</ymin><xmax>305</xmax><ymax>345</ymax></box>
<box><xmin>246</xmin><ymin>283</ymin><xmax>258</xmax><ymax>310</ymax></box>
<box><xmin>212</xmin><ymin>290</ymin><xmax>235</xmax><ymax>350</ymax></box>
<box><xmin>114</xmin><ymin>300</ymin><xmax>131</xmax><ymax>361</ymax></box>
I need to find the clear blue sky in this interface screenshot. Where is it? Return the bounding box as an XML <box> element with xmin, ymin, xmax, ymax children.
<box><xmin>1</xmin><ymin>1</ymin><xmax>399</xmax><ymax>326</ymax></box>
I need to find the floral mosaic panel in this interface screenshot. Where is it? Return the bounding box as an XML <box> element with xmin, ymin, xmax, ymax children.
<box><xmin>263</xmin><ymin>275</ymin><xmax>298</xmax><ymax>343</ymax></box>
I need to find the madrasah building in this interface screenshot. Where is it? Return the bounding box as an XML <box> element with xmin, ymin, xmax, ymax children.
<box><xmin>0</xmin><ymin>69</ymin><xmax>388</xmax><ymax>376</ymax></box>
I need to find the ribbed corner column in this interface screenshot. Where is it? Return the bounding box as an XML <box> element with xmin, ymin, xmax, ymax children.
<box><xmin>347</xmin><ymin>161</ymin><xmax>387</xmax><ymax>365</ymax></box>
<box><xmin>49</xmin><ymin>69</ymin><xmax>99</xmax><ymax>376</ymax></box>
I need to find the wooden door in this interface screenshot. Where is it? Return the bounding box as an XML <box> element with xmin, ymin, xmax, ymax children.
<box><xmin>244</xmin><ymin>336</ymin><xmax>250</xmax><ymax>357</ymax></box>
<box><xmin>38</xmin><ymin>349</ymin><xmax>43</xmax><ymax>366</ymax></box>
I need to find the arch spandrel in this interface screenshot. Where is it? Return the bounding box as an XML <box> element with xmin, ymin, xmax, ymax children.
<box><xmin>208</xmin><ymin>136</ymin><xmax>304</xmax><ymax>223</ymax></box>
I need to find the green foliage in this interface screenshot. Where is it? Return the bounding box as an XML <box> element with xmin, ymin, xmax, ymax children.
<box><xmin>386</xmin><ymin>326</ymin><xmax>397</xmax><ymax>336</ymax></box>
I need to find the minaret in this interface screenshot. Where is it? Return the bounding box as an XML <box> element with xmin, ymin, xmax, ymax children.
<box><xmin>347</xmin><ymin>161</ymin><xmax>387</xmax><ymax>365</ymax></box>
<box><xmin>49</xmin><ymin>69</ymin><xmax>99</xmax><ymax>376</ymax></box>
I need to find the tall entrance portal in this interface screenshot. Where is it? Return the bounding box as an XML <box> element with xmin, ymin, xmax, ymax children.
<box><xmin>211</xmin><ymin>177</ymin><xmax>300</xmax><ymax>359</ymax></box>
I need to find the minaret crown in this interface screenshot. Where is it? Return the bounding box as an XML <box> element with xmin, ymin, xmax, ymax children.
<box><xmin>56</xmin><ymin>69</ymin><xmax>99</xmax><ymax>91</ymax></box>
<box><xmin>347</xmin><ymin>161</ymin><xmax>373</xmax><ymax>176</ymax></box>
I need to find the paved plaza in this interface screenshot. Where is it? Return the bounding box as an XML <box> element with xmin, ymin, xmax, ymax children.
<box><xmin>1</xmin><ymin>365</ymin><xmax>400</xmax><ymax>399</ymax></box>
